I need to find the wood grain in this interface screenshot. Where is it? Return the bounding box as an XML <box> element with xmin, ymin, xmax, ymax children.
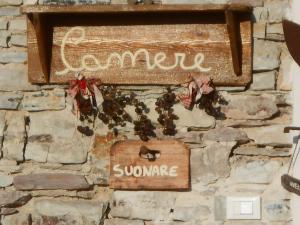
<box><xmin>110</xmin><ymin>140</ymin><xmax>190</xmax><ymax>190</ymax></box>
<box><xmin>25</xmin><ymin>7</ymin><xmax>252</xmax><ymax>86</ymax></box>
<box><xmin>22</xmin><ymin>4</ymin><xmax>252</xmax><ymax>14</ymax></box>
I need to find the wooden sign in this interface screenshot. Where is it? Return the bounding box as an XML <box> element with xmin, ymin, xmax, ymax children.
<box><xmin>110</xmin><ymin>140</ymin><xmax>190</xmax><ymax>190</ymax></box>
<box><xmin>23</xmin><ymin>4</ymin><xmax>253</xmax><ymax>86</ymax></box>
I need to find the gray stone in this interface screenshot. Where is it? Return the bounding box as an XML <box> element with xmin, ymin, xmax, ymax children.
<box><xmin>33</xmin><ymin>199</ymin><xmax>108</xmax><ymax>225</ymax></box>
<box><xmin>231</xmin><ymin>160</ymin><xmax>282</xmax><ymax>184</ymax></box>
<box><xmin>0</xmin><ymin>0</ymin><xmax>22</xmax><ymax>6</ymax></box>
<box><xmin>27</xmin><ymin>110</ymin><xmax>90</xmax><ymax>164</ymax></box>
<box><xmin>265</xmin><ymin>0</ymin><xmax>290</xmax><ymax>23</ymax></box>
<box><xmin>214</xmin><ymin>196</ymin><xmax>226</xmax><ymax>221</ymax></box>
<box><xmin>221</xmin><ymin>95</ymin><xmax>279</xmax><ymax>120</ymax></box>
<box><xmin>13</xmin><ymin>173</ymin><xmax>90</xmax><ymax>190</ymax></box>
<box><xmin>253</xmin><ymin>7</ymin><xmax>269</xmax><ymax>22</ymax></box>
<box><xmin>111</xmin><ymin>191</ymin><xmax>177</xmax><ymax>220</ymax></box>
<box><xmin>266</xmin><ymin>22</ymin><xmax>284</xmax><ymax>41</ymax></box>
<box><xmin>203</xmin><ymin>127</ymin><xmax>248</xmax><ymax>144</ymax></box>
<box><xmin>0</xmin><ymin>191</ymin><xmax>31</xmax><ymax>207</ymax></box>
<box><xmin>10</xmin><ymin>34</ymin><xmax>27</xmax><ymax>47</ymax></box>
<box><xmin>0</xmin><ymin>208</ymin><xmax>18</xmax><ymax>215</ymax></box>
<box><xmin>0</xmin><ymin>92</ymin><xmax>23</xmax><ymax>109</ymax></box>
<box><xmin>234</xmin><ymin>146</ymin><xmax>290</xmax><ymax>157</ymax></box>
<box><xmin>2</xmin><ymin>111</ymin><xmax>26</xmax><ymax>162</ymax></box>
<box><xmin>0</xmin><ymin>30</ymin><xmax>11</xmax><ymax>48</ymax></box>
<box><xmin>253</xmin><ymin>22</ymin><xmax>266</xmax><ymax>39</ymax></box>
<box><xmin>264</xmin><ymin>200</ymin><xmax>290</xmax><ymax>222</ymax></box>
<box><xmin>9</xmin><ymin>18</ymin><xmax>27</xmax><ymax>31</ymax></box>
<box><xmin>0</xmin><ymin>64</ymin><xmax>39</xmax><ymax>91</ymax></box>
<box><xmin>250</xmin><ymin>71</ymin><xmax>276</xmax><ymax>91</ymax></box>
<box><xmin>2</xmin><ymin>212</ymin><xmax>31</xmax><ymax>225</ymax></box>
<box><xmin>162</xmin><ymin>0</ymin><xmax>228</xmax><ymax>3</ymax></box>
<box><xmin>0</xmin><ymin>159</ymin><xmax>21</xmax><ymax>173</ymax></box>
<box><xmin>0</xmin><ymin>51</ymin><xmax>27</xmax><ymax>63</ymax></box>
<box><xmin>174</xmin><ymin>103</ymin><xmax>216</xmax><ymax>129</ymax></box>
<box><xmin>253</xmin><ymin>39</ymin><xmax>282</xmax><ymax>71</ymax></box>
<box><xmin>224</xmin><ymin>222</ymin><xmax>265</xmax><ymax>225</ymax></box>
<box><xmin>278</xmin><ymin>44</ymin><xmax>293</xmax><ymax>91</ymax></box>
<box><xmin>191</xmin><ymin>142</ymin><xmax>236</xmax><ymax>185</ymax></box>
<box><xmin>0</xmin><ymin>173</ymin><xmax>13</xmax><ymax>187</ymax></box>
<box><xmin>0</xmin><ymin>30</ymin><xmax>10</xmax><ymax>47</ymax></box>
<box><xmin>21</xmin><ymin>88</ymin><xmax>66</xmax><ymax>111</ymax></box>
<box><xmin>41</xmin><ymin>0</ymin><xmax>110</xmax><ymax>4</ymax></box>
<box><xmin>104</xmin><ymin>219</ymin><xmax>145</xmax><ymax>225</ymax></box>
<box><xmin>23</xmin><ymin>0</ymin><xmax>38</xmax><ymax>4</ymax></box>
<box><xmin>243</xmin><ymin>125</ymin><xmax>293</xmax><ymax>147</ymax></box>
<box><xmin>173</xmin><ymin>206</ymin><xmax>210</xmax><ymax>222</ymax></box>
<box><xmin>0</xmin><ymin>19</ymin><xmax>8</xmax><ymax>30</ymax></box>
<box><xmin>0</xmin><ymin>6</ymin><xmax>20</xmax><ymax>16</ymax></box>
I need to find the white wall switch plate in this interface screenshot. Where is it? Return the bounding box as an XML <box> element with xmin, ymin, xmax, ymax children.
<box><xmin>226</xmin><ymin>196</ymin><xmax>261</xmax><ymax>220</ymax></box>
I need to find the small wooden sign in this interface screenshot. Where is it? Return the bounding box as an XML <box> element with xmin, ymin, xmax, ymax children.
<box><xmin>110</xmin><ymin>140</ymin><xmax>190</xmax><ymax>190</ymax></box>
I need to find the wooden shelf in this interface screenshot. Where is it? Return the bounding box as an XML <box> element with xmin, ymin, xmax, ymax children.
<box><xmin>22</xmin><ymin>4</ymin><xmax>252</xmax><ymax>14</ymax></box>
<box><xmin>22</xmin><ymin>4</ymin><xmax>253</xmax><ymax>85</ymax></box>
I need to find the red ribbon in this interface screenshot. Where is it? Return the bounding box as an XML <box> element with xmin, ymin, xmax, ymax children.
<box><xmin>178</xmin><ymin>75</ymin><xmax>214</xmax><ymax>110</ymax></box>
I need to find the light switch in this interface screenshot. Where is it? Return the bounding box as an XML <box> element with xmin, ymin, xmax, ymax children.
<box><xmin>226</xmin><ymin>197</ymin><xmax>261</xmax><ymax>220</ymax></box>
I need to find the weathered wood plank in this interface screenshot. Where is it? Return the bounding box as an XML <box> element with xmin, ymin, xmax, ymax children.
<box><xmin>110</xmin><ymin>140</ymin><xmax>190</xmax><ymax>190</ymax></box>
<box><xmin>13</xmin><ymin>173</ymin><xmax>90</xmax><ymax>190</ymax></box>
<box><xmin>49</xmin><ymin>19</ymin><xmax>251</xmax><ymax>85</ymax></box>
<box><xmin>25</xmin><ymin>6</ymin><xmax>252</xmax><ymax>85</ymax></box>
<box><xmin>21</xmin><ymin>4</ymin><xmax>252</xmax><ymax>14</ymax></box>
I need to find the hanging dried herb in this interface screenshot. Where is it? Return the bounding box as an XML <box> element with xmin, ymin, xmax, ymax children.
<box><xmin>98</xmin><ymin>86</ymin><xmax>133</xmax><ymax>129</ymax></box>
<box><xmin>133</xmin><ymin>99</ymin><xmax>156</xmax><ymax>141</ymax></box>
<box><xmin>155</xmin><ymin>87</ymin><xmax>179</xmax><ymax>136</ymax></box>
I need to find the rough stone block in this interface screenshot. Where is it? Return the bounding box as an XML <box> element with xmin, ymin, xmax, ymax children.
<box><xmin>278</xmin><ymin>44</ymin><xmax>294</xmax><ymax>91</ymax></box>
<box><xmin>250</xmin><ymin>71</ymin><xmax>276</xmax><ymax>91</ymax></box>
<box><xmin>264</xmin><ymin>0</ymin><xmax>290</xmax><ymax>23</ymax></box>
<box><xmin>0</xmin><ymin>173</ymin><xmax>13</xmax><ymax>187</ymax></box>
<box><xmin>266</xmin><ymin>22</ymin><xmax>284</xmax><ymax>41</ymax></box>
<box><xmin>203</xmin><ymin>127</ymin><xmax>249</xmax><ymax>143</ymax></box>
<box><xmin>27</xmin><ymin>110</ymin><xmax>91</xmax><ymax>164</ymax></box>
<box><xmin>104</xmin><ymin>219</ymin><xmax>145</xmax><ymax>225</ymax></box>
<box><xmin>0</xmin><ymin>92</ymin><xmax>23</xmax><ymax>109</ymax></box>
<box><xmin>253</xmin><ymin>22</ymin><xmax>266</xmax><ymax>39</ymax></box>
<box><xmin>33</xmin><ymin>199</ymin><xmax>108</xmax><ymax>225</ymax></box>
<box><xmin>0</xmin><ymin>0</ymin><xmax>22</xmax><ymax>6</ymax></box>
<box><xmin>253</xmin><ymin>39</ymin><xmax>282</xmax><ymax>71</ymax></box>
<box><xmin>9</xmin><ymin>18</ymin><xmax>27</xmax><ymax>31</ymax></box>
<box><xmin>110</xmin><ymin>191</ymin><xmax>177</xmax><ymax>220</ymax></box>
<box><xmin>23</xmin><ymin>0</ymin><xmax>38</xmax><ymax>4</ymax></box>
<box><xmin>10</xmin><ymin>34</ymin><xmax>27</xmax><ymax>47</ymax></box>
<box><xmin>21</xmin><ymin>88</ymin><xmax>66</xmax><ymax>111</ymax></box>
<box><xmin>0</xmin><ymin>51</ymin><xmax>27</xmax><ymax>64</ymax></box>
<box><xmin>0</xmin><ymin>191</ymin><xmax>31</xmax><ymax>207</ymax></box>
<box><xmin>264</xmin><ymin>200</ymin><xmax>290</xmax><ymax>222</ymax></box>
<box><xmin>1</xmin><ymin>212</ymin><xmax>31</xmax><ymax>225</ymax></box>
<box><xmin>221</xmin><ymin>94</ymin><xmax>279</xmax><ymax>120</ymax></box>
<box><xmin>0</xmin><ymin>30</ymin><xmax>10</xmax><ymax>47</ymax></box>
<box><xmin>191</xmin><ymin>142</ymin><xmax>236</xmax><ymax>185</ymax></box>
<box><xmin>0</xmin><ymin>64</ymin><xmax>38</xmax><ymax>91</ymax></box>
<box><xmin>0</xmin><ymin>19</ymin><xmax>8</xmax><ymax>30</ymax></box>
<box><xmin>0</xmin><ymin>7</ymin><xmax>20</xmax><ymax>16</ymax></box>
<box><xmin>242</xmin><ymin>125</ymin><xmax>293</xmax><ymax>147</ymax></box>
<box><xmin>13</xmin><ymin>173</ymin><xmax>90</xmax><ymax>190</ymax></box>
<box><xmin>173</xmin><ymin>206</ymin><xmax>211</xmax><ymax>222</ymax></box>
<box><xmin>231</xmin><ymin>160</ymin><xmax>282</xmax><ymax>184</ymax></box>
<box><xmin>2</xmin><ymin>111</ymin><xmax>26</xmax><ymax>162</ymax></box>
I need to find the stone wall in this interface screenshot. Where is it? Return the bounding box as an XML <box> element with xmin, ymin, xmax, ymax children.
<box><xmin>0</xmin><ymin>0</ymin><xmax>294</xmax><ymax>225</ymax></box>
